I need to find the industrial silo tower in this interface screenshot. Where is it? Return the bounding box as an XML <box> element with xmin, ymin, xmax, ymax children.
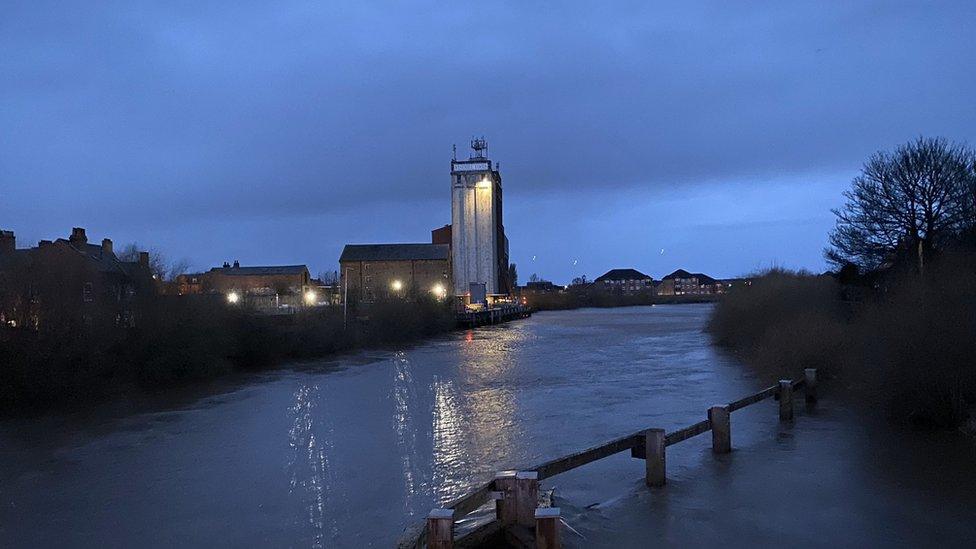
<box><xmin>451</xmin><ymin>137</ymin><xmax>509</xmax><ymax>302</ymax></box>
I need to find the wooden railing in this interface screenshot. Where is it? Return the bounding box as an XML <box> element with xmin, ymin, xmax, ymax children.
<box><xmin>397</xmin><ymin>368</ymin><xmax>819</xmax><ymax>549</ymax></box>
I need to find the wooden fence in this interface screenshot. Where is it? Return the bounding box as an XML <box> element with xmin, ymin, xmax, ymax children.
<box><xmin>397</xmin><ymin>368</ymin><xmax>819</xmax><ymax>549</ymax></box>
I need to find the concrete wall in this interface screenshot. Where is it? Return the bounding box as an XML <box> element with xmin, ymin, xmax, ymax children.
<box><xmin>451</xmin><ymin>170</ymin><xmax>500</xmax><ymax>296</ymax></box>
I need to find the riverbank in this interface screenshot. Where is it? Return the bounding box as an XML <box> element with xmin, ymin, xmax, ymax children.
<box><xmin>0</xmin><ymin>295</ymin><xmax>455</xmax><ymax>416</ymax></box>
<box><xmin>525</xmin><ymin>291</ymin><xmax>719</xmax><ymax>311</ymax></box>
<box><xmin>707</xmin><ymin>256</ymin><xmax>976</xmax><ymax>429</ymax></box>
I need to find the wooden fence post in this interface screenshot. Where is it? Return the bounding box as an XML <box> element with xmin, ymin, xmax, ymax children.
<box><xmin>804</xmin><ymin>368</ymin><xmax>818</xmax><ymax>404</ymax></box>
<box><xmin>493</xmin><ymin>471</ymin><xmax>518</xmax><ymax>526</ymax></box>
<box><xmin>427</xmin><ymin>508</ymin><xmax>454</xmax><ymax>549</ymax></box>
<box><xmin>644</xmin><ymin>428</ymin><xmax>666</xmax><ymax>487</ymax></box>
<box><xmin>778</xmin><ymin>380</ymin><xmax>794</xmax><ymax>421</ymax></box>
<box><xmin>708</xmin><ymin>405</ymin><xmax>731</xmax><ymax>454</ymax></box>
<box><xmin>535</xmin><ymin>507</ymin><xmax>561</xmax><ymax>549</ymax></box>
<box><xmin>515</xmin><ymin>471</ymin><xmax>539</xmax><ymax>527</ymax></box>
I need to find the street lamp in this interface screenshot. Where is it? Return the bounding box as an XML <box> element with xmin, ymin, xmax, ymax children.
<box><xmin>227</xmin><ymin>291</ymin><xmax>240</xmax><ymax>304</ymax></box>
<box><xmin>303</xmin><ymin>290</ymin><xmax>317</xmax><ymax>306</ymax></box>
<box><xmin>391</xmin><ymin>279</ymin><xmax>403</xmax><ymax>292</ymax></box>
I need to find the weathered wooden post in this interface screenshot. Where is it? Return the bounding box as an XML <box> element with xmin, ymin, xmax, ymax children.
<box><xmin>804</xmin><ymin>368</ymin><xmax>818</xmax><ymax>404</ymax></box>
<box><xmin>644</xmin><ymin>428</ymin><xmax>666</xmax><ymax>487</ymax></box>
<box><xmin>778</xmin><ymin>380</ymin><xmax>794</xmax><ymax>421</ymax></box>
<box><xmin>493</xmin><ymin>471</ymin><xmax>518</xmax><ymax>526</ymax></box>
<box><xmin>535</xmin><ymin>507</ymin><xmax>561</xmax><ymax>549</ymax></box>
<box><xmin>426</xmin><ymin>508</ymin><xmax>454</xmax><ymax>549</ymax></box>
<box><xmin>708</xmin><ymin>405</ymin><xmax>731</xmax><ymax>454</ymax></box>
<box><xmin>515</xmin><ymin>471</ymin><xmax>539</xmax><ymax>527</ymax></box>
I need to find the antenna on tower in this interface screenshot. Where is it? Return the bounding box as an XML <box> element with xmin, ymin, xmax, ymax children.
<box><xmin>470</xmin><ymin>136</ymin><xmax>488</xmax><ymax>160</ymax></box>
<box><xmin>452</xmin><ymin>144</ymin><xmax>457</xmax><ymax>161</ymax></box>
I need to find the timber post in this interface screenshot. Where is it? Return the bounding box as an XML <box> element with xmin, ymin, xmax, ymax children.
<box><xmin>644</xmin><ymin>428</ymin><xmax>666</xmax><ymax>487</ymax></box>
<box><xmin>493</xmin><ymin>470</ymin><xmax>518</xmax><ymax>526</ymax></box>
<box><xmin>778</xmin><ymin>380</ymin><xmax>794</xmax><ymax>421</ymax></box>
<box><xmin>534</xmin><ymin>507</ymin><xmax>561</xmax><ymax>549</ymax></box>
<box><xmin>709</xmin><ymin>405</ymin><xmax>731</xmax><ymax>454</ymax></box>
<box><xmin>426</xmin><ymin>508</ymin><xmax>454</xmax><ymax>549</ymax></box>
<box><xmin>515</xmin><ymin>471</ymin><xmax>539</xmax><ymax>527</ymax></box>
<box><xmin>804</xmin><ymin>368</ymin><xmax>818</xmax><ymax>404</ymax></box>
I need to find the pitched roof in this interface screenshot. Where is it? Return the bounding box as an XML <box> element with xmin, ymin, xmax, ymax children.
<box><xmin>340</xmin><ymin>243</ymin><xmax>449</xmax><ymax>262</ymax></box>
<box><xmin>209</xmin><ymin>265</ymin><xmax>308</xmax><ymax>276</ymax></box>
<box><xmin>594</xmin><ymin>268</ymin><xmax>652</xmax><ymax>282</ymax></box>
<box><xmin>662</xmin><ymin>269</ymin><xmax>717</xmax><ymax>284</ymax></box>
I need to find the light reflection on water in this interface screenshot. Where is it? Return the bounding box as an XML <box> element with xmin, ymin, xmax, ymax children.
<box><xmin>286</xmin><ymin>383</ymin><xmax>339</xmax><ymax>547</ymax></box>
<box><xmin>2</xmin><ymin>305</ymin><xmax>975</xmax><ymax>548</ymax></box>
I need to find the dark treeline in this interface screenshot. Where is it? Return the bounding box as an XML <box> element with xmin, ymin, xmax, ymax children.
<box><xmin>0</xmin><ymin>295</ymin><xmax>454</xmax><ymax>414</ymax></box>
<box><xmin>710</xmin><ymin>137</ymin><xmax>976</xmax><ymax>429</ymax></box>
<box><xmin>525</xmin><ymin>288</ymin><xmax>717</xmax><ymax>311</ymax></box>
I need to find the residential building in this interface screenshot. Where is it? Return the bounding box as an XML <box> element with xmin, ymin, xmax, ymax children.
<box><xmin>594</xmin><ymin>268</ymin><xmax>654</xmax><ymax>295</ymax></box>
<box><xmin>658</xmin><ymin>269</ymin><xmax>720</xmax><ymax>295</ymax></box>
<box><xmin>339</xmin><ymin>243</ymin><xmax>450</xmax><ymax>302</ymax></box>
<box><xmin>0</xmin><ymin>227</ymin><xmax>153</xmax><ymax>328</ymax></box>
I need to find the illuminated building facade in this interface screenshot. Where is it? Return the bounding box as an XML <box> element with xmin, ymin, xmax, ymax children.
<box><xmin>451</xmin><ymin>138</ymin><xmax>510</xmax><ymax>299</ymax></box>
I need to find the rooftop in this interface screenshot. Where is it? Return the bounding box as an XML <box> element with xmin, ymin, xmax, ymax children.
<box><xmin>339</xmin><ymin>243</ymin><xmax>449</xmax><ymax>262</ymax></box>
<box><xmin>595</xmin><ymin>268</ymin><xmax>652</xmax><ymax>282</ymax></box>
<box><xmin>209</xmin><ymin>265</ymin><xmax>308</xmax><ymax>276</ymax></box>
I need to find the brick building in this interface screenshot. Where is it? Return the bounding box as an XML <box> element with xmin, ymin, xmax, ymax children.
<box><xmin>594</xmin><ymin>268</ymin><xmax>654</xmax><ymax>295</ymax></box>
<box><xmin>657</xmin><ymin>269</ymin><xmax>720</xmax><ymax>295</ymax></box>
<box><xmin>0</xmin><ymin>227</ymin><xmax>153</xmax><ymax>328</ymax></box>
<box><xmin>339</xmin><ymin>244</ymin><xmax>450</xmax><ymax>302</ymax></box>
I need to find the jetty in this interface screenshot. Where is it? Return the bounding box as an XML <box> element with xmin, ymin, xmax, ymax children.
<box><xmin>398</xmin><ymin>369</ymin><xmax>820</xmax><ymax>548</ymax></box>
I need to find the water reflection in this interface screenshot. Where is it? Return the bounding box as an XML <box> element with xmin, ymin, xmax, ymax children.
<box><xmin>286</xmin><ymin>383</ymin><xmax>338</xmax><ymax>547</ymax></box>
<box><xmin>391</xmin><ymin>351</ymin><xmax>428</xmax><ymax>510</ymax></box>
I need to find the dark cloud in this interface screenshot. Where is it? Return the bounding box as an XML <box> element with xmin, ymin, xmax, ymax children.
<box><xmin>2</xmin><ymin>2</ymin><xmax>974</xmax><ymax>280</ymax></box>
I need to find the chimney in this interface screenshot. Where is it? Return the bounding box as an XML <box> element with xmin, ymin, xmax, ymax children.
<box><xmin>233</xmin><ymin>260</ymin><xmax>240</xmax><ymax>268</ymax></box>
<box><xmin>69</xmin><ymin>227</ymin><xmax>87</xmax><ymax>245</ymax></box>
<box><xmin>222</xmin><ymin>261</ymin><xmax>230</xmax><ymax>268</ymax></box>
<box><xmin>0</xmin><ymin>230</ymin><xmax>14</xmax><ymax>254</ymax></box>
<box><xmin>39</xmin><ymin>239</ymin><xmax>53</xmax><ymax>248</ymax></box>
<box><xmin>101</xmin><ymin>238</ymin><xmax>113</xmax><ymax>257</ymax></box>
<box><xmin>139</xmin><ymin>251</ymin><xmax>149</xmax><ymax>267</ymax></box>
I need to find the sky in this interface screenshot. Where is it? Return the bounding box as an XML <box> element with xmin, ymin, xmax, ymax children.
<box><xmin>2</xmin><ymin>2</ymin><xmax>975</xmax><ymax>283</ymax></box>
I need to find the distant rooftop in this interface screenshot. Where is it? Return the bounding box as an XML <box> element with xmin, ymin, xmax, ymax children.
<box><xmin>662</xmin><ymin>269</ymin><xmax>717</xmax><ymax>284</ymax></box>
<box><xmin>210</xmin><ymin>265</ymin><xmax>308</xmax><ymax>276</ymax></box>
<box><xmin>340</xmin><ymin>243</ymin><xmax>449</xmax><ymax>262</ymax></box>
<box><xmin>595</xmin><ymin>268</ymin><xmax>652</xmax><ymax>282</ymax></box>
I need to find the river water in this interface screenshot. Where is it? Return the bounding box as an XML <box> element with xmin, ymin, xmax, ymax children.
<box><xmin>1</xmin><ymin>305</ymin><xmax>974</xmax><ymax>547</ymax></box>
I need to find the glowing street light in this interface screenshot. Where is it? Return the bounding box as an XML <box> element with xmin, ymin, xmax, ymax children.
<box><xmin>303</xmin><ymin>290</ymin><xmax>317</xmax><ymax>306</ymax></box>
<box><xmin>226</xmin><ymin>291</ymin><xmax>240</xmax><ymax>304</ymax></box>
<box><xmin>432</xmin><ymin>283</ymin><xmax>447</xmax><ymax>298</ymax></box>
<box><xmin>391</xmin><ymin>279</ymin><xmax>404</xmax><ymax>292</ymax></box>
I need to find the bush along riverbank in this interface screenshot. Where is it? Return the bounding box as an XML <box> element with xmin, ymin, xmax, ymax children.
<box><xmin>0</xmin><ymin>295</ymin><xmax>454</xmax><ymax>415</ymax></box>
<box><xmin>707</xmin><ymin>251</ymin><xmax>976</xmax><ymax>429</ymax></box>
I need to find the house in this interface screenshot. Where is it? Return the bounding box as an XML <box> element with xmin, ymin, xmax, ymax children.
<box><xmin>0</xmin><ymin>227</ymin><xmax>153</xmax><ymax>329</ymax></box>
<box><xmin>594</xmin><ymin>268</ymin><xmax>654</xmax><ymax>295</ymax></box>
<box><xmin>658</xmin><ymin>269</ymin><xmax>720</xmax><ymax>295</ymax></box>
<box><xmin>339</xmin><ymin>243</ymin><xmax>451</xmax><ymax>302</ymax></box>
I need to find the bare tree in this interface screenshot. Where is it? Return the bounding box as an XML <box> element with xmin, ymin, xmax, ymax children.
<box><xmin>117</xmin><ymin>243</ymin><xmax>189</xmax><ymax>282</ymax></box>
<box><xmin>528</xmin><ymin>273</ymin><xmax>541</xmax><ymax>283</ymax></box>
<box><xmin>826</xmin><ymin>137</ymin><xmax>975</xmax><ymax>271</ymax></box>
<box><xmin>508</xmin><ymin>263</ymin><xmax>518</xmax><ymax>288</ymax></box>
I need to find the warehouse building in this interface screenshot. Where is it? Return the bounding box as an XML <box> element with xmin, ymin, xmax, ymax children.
<box><xmin>339</xmin><ymin>243</ymin><xmax>450</xmax><ymax>302</ymax></box>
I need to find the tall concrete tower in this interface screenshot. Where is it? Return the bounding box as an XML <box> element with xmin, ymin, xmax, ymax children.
<box><xmin>451</xmin><ymin>138</ymin><xmax>509</xmax><ymax>300</ymax></box>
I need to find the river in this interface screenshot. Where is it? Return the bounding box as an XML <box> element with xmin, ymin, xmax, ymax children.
<box><xmin>1</xmin><ymin>305</ymin><xmax>975</xmax><ymax>547</ymax></box>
